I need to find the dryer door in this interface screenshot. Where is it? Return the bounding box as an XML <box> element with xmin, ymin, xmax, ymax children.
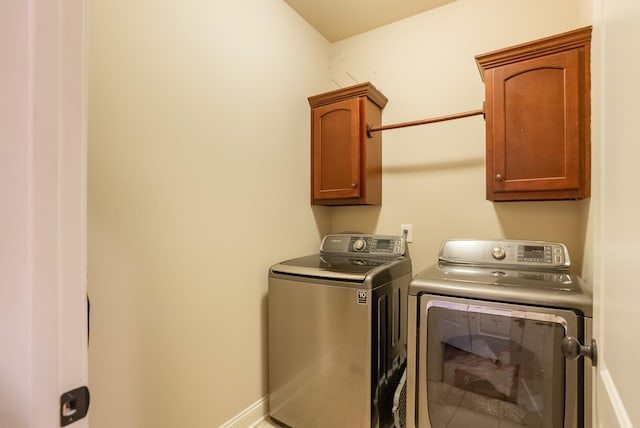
<box><xmin>417</xmin><ymin>295</ymin><xmax>583</xmax><ymax>428</ymax></box>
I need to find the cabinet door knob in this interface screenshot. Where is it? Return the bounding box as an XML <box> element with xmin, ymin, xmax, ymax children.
<box><xmin>351</xmin><ymin>183</ymin><xmax>357</xmax><ymax>188</ymax></box>
<box><xmin>496</xmin><ymin>173</ymin><xmax>503</xmax><ymax>182</ymax></box>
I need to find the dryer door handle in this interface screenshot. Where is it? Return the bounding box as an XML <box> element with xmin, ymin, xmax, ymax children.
<box><xmin>562</xmin><ymin>336</ymin><xmax>598</xmax><ymax>367</ymax></box>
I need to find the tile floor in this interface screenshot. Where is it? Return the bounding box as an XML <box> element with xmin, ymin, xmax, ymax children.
<box><xmin>257</xmin><ymin>378</ymin><xmax>542</xmax><ymax>427</ymax></box>
<box><xmin>255</xmin><ymin>418</ymin><xmax>278</xmax><ymax>427</ymax></box>
<box><xmin>258</xmin><ymin>414</ymin><xmax>531</xmax><ymax>427</ymax></box>
<box><xmin>256</xmin><ymin>413</ymin><xmax>529</xmax><ymax>427</ymax></box>
<box><xmin>258</xmin><ymin>400</ymin><xmax>537</xmax><ymax>427</ymax></box>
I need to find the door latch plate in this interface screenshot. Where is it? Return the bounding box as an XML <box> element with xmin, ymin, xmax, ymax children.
<box><xmin>60</xmin><ymin>386</ymin><xmax>90</xmax><ymax>426</ymax></box>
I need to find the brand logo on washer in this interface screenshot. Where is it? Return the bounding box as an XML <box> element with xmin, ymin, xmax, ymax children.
<box><xmin>357</xmin><ymin>290</ymin><xmax>368</xmax><ymax>305</ymax></box>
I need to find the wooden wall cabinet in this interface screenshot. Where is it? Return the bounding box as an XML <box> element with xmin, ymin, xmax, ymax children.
<box><xmin>308</xmin><ymin>83</ymin><xmax>388</xmax><ymax>206</ymax></box>
<box><xmin>476</xmin><ymin>27</ymin><xmax>592</xmax><ymax>201</ymax></box>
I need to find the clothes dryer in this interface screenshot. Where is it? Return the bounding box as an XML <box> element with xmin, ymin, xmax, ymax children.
<box><xmin>406</xmin><ymin>240</ymin><xmax>594</xmax><ymax>428</ymax></box>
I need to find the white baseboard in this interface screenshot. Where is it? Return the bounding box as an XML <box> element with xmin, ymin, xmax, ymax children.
<box><xmin>219</xmin><ymin>395</ymin><xmax>269</xmax><ymax>428</ymax></box>
<box><xmin>597</xmin><ymin>368</ymin><xmax>633</xmax><ymax>428</ymax></box>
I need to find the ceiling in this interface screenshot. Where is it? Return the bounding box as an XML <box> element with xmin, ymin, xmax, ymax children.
<box><xmin>283</xmin><ymin>0</ymin><xmax>458</xmax><ymax>42</ymax></box>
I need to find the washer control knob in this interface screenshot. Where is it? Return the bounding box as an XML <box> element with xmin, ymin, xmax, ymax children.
<box><xmin>353</xmin><ymin>239</ymin><xmax>366</xmax><ymax>251</ymax></box>
<box><xmin>491</xmin><ymin>246</ymin><xmax>506</xmax><ymax>260</ymax></box>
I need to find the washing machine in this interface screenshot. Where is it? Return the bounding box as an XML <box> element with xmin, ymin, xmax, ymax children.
<box><xmin>268</xmin><ymin>233</ymin><xmax>412</xmax><ymax>428</ymax></box>
<box><xmin>406</xmin><ymin>239</ymin><xmax>594</xmax><ymax>428</ymax></box>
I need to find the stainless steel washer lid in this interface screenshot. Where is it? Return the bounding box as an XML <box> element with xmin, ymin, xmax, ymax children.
<box><xmin>270</xmin><ymin>233</ymin><xmax>412</xmax><ymax>287</ymax></box>
<box><xmin>271</xmin><ymin>254</ymin><xmax>386</xmax><ymax>282</ymax></box>
<box><xmin>270</xmin><ymin>253</ymin><xmax>411</xmax><ymax>287</ymax></box>
<box><xmin>409</xmin><ymin>263</ymin><xmax>592</xmax><ymax>317</ymax></box>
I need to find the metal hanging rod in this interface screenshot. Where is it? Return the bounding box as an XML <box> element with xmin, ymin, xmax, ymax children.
<box><xmin>366</xmin><ymin>107</ymin><xmax>485</xmax><ymax>138</ymax></box>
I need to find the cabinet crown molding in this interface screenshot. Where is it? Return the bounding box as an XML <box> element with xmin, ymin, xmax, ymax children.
<box><xmin>475</xmin><ymin>26</ymin><xmax>592</xmax><ymax>81</ymax></box>
<box><xmin>308</xmin><ymin>82</ymin><xmax>388</xmax><ymax>110</ymax></box>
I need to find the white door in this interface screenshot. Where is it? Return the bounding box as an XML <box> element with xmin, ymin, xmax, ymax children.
<box><xmin>0</xmin><ymin>1</ymin><xmax>89</xmax><ymax>427</ymax></box>
<box><xmin>592</xmin><ymin>0</ymin><xmax>640</xmax><ymax>426</ymax></box>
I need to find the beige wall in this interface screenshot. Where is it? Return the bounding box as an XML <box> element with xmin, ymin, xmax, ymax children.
<box><xmin>89</xmin><ymin>0</ymin><xmax>596</xmax><ymax>427</ymax></box>
<box><xmin>328</xmin><ymin>0</ymin><xmax>592</xmax><ymax>276</ymax></box>
<box><xmin>87</xmin><ymin>1</ymin><xmax>330</xmax><ymax>427</ymax></box>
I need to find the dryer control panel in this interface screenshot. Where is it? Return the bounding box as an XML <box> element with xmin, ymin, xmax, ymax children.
<box><xmin>320</xmin><ymin>234</ymin><xmax>406</xmax><ymax>257</ymax></box>
<box><xmin>438</xmin><ymin>239</ymin><xmax>570</xmax><ymax>270</ymax></box>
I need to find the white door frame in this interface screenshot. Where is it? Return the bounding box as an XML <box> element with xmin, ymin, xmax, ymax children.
<box><xmin>0</xmin><ymin>1</ymin><xmax>88</xmax><ymax>427</ymax></box>
<box><xmin>591</xmin><ymin>0</ymin><xmax>639</xmax><ymax>426</ymax></box>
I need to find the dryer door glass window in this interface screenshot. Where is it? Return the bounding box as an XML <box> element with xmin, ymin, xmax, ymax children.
<box><xmin>425</xmin><ymin>305</ymin><xmax>565</xmax><ymax>428</ymax></box>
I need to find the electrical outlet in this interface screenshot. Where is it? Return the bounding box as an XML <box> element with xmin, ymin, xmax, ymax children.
<box><xmin>400</xmin><ymin>224</ymin><xmax>413</xmax><ymax>243</ymax></box>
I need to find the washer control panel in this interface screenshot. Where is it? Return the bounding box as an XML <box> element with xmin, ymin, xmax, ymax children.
<box><xmin>439</xmin><ymin>239</ymin><xmax>570</xmax><ymax>270</ymax></box>
<box><xmin>320</xmin><ymin>234</ymin><xmax>405</xmax><ymax>257</ymax></box>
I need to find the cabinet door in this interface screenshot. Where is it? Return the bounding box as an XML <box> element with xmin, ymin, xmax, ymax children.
<box><xmin>312</xmin><ymin>97</ymin><xmax>362</xmax><ymax>201</ymax></box>
<box><xmin>487</xmin><ymin>48</ymin><xmax>585</xmax><ymax>200</ymax></box>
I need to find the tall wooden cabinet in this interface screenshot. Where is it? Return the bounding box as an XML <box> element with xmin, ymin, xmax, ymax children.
<box><xmin>476</xmin><ymin>27</ymin><xmax>591</xmax><ymax>201</ymax></box>
<box><xmin>308</xmin><ymin>83</ymin><xmax>388</xmax><ymax>206</ymax></box>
